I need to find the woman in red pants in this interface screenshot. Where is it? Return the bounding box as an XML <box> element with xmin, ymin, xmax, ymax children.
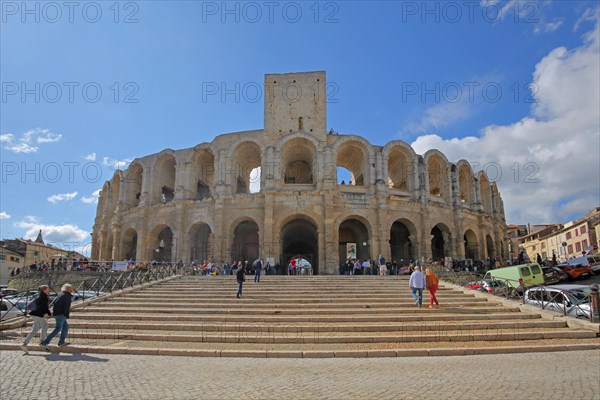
<box><xmin>425</xmin><ymin>268</ymin><xmax>439</xmax><ymax>308</ymax></box>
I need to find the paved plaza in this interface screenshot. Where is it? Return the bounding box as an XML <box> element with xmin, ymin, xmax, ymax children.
<box><xmin>1</xmin><ymin>349</ymin><xmax>598</xmax><ymax>400</ymax></box>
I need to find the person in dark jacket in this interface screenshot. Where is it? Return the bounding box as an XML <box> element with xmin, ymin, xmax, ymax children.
<box><xmin>236</xmin><ymin>265</ymin><xmax>245</xmax><ymax>298</ymax></box>
<box><xmin>41</xmin><ymin>283</ymin><xmax>74</xmax><ymax>351</ymax></box>
<box><xmin>21</xmin><ymin>285</ymin><xmax>52</xmax><ymax>354</ymax></box>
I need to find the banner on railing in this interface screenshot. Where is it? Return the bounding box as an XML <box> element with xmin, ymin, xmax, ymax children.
<box><xmin>112</xmin><ymin>261</ymin><xmax>128</xmax><ymax>271</ymax></box>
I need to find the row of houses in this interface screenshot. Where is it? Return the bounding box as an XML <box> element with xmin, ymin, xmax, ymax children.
<box><xmin>510</xmin><ymin>207</ymin><xmax>600</xmax><ymax>263</ymax></box>
<box><xmin>0</xmin><ymin>230</ymin><xmax>80</xmax><ymax>286</ymax></box>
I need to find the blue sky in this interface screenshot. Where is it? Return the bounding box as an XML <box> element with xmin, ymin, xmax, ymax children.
<box><xmin>1</xmin><ymin>0</ymin><xmax>599</xmax><ymax>254</ymax></box>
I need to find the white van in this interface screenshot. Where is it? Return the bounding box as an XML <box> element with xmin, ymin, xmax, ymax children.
<box><xmin>564</xmin><ymin>255</ymin><xmax>600</xmax><ymax>273</ymax></box>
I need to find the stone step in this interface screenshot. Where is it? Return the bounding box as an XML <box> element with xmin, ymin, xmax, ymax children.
<box><xmin>10</xmin><ymin>328</ymin><xmax>596</xmax><ymax>344</ymax></box>
<box><xmin>93</xmin><ymin>300</ymin><xmax>493</xmax><ymax>309</ymax></box>
<box><xmin>76</xmin><ymin>305</ymin><xmax>516</xmax><ymax>315</ymax></box>
<box><xmin>118</xmin><ymin>294</ymin><xmax>476</xmax><ymax>302</ymax></box>
<box><xmin>11</xmin><ymin>328</ymin><xmax>597</xmax><ymax>344</ymax></box>
<box><xmin>35</xmin><ymin>319</ymin><xmax>567</xmax><ymax>333</ymax></box>
<box><xmin>3</xmin><ymin>341</ymin><xmax>599</xmax><ymax>358</ymax></box>
<box><xmin>66</xmin><ymin>312</ymin><xmax>540</xmax><ymax>323</ymax></box>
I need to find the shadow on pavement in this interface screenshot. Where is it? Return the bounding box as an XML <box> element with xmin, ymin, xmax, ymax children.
<box><xmin>27</xmin><ymin>352</ymin><xmax>110</xmax><ymax>363</ymax></box>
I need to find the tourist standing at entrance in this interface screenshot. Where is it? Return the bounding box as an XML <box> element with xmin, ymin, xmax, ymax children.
<box><xmin>253</xmin><ymin>258</ymin><xmax>262</xmax><ymax>283</ymax></box>
<box><xmin>378</xmin><ymin>254</ymin><xmax>387</xmax><ymax>275</ymax></box>
<box><xmin>362</xmin><ymin>259</ymin><xmax>370</xmax><ymax>275</ymax></box>
<box><xmin>425</xmin><ymin>268</ymin><xmax>440</xmax><ymax>308</ymax></box>
<box><xmin>236</xmin><ymin>264</ymin><xmax>246</xmax><ymax>298</ymax></box>
<box><xmin>21</xmin><ymin>285</ymin><xmax>51</xmax><ymax>354</ymax></box>
<box><xmin>408</xmin><ymin>266</ymin><xmax>426</xmax><ymax>308</ymax></box>
<box><xmin>41</xmin><ymin>284</ymin><xmax>74</xmax><ymax>351</ymax></box>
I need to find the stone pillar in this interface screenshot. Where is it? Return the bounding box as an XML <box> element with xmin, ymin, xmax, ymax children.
<box><xmin>139</xmin><ymin>166</ymin><xmax>152</xmax><ymax>207</ymax></box>
<box><xmin>111</xmin><ymin>224</ymin><xmax>121</xmax><ymax>261</ymax></box>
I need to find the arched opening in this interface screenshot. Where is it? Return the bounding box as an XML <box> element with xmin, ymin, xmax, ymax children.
<box><xmin>281</xmin><ymin>138</ymin><xmax>315</xmax><ymax>184</ymax></box>
<box><xmin>427</xmin><ymin>155</ymin><xmax>449</xmax><ymax>200</ymax></box>
<box><xmin>189</xmin><ymin>222</ymin><xmax>212</xmax><ymax>262</ymax></box>
<box><xmin>232</xmin><ymin>142</ymin><xmax>262</xmax><ymax>194</ymax></box>
<box><xmin>150</xmin><ymin>226</ymin><xmax>173</xmax><ymax>262</ymax></box>
<box><xmin>431</xmin><ymin>224</ymin><xmax>451</xmax><ymax>261</ymax></box>
<box><xmin>387</xmin><ymin>147</ymin><xmax>413</xmax><ymax>190</ymax></box>
<box><xmin>479</xmin><ymin>175</ymin><xmax>492</xmax><ymax>213</ymax></box>
<box><xmin>464</xmin><ymin>229</ymin><xmax>479</xmax><ymax>260</ymax></box>
<box><xmin>337</xmin><ymin>166</ymin><xmax>352</xmax><ymax>185</ymax></box>
<box><xmin>121</xmin><ymin>228</ymin><xmax>138</xmax><ymax>260</ymax></box>
<box><xmin>123</xmin><ymin>163</ymin><xmax>143</xmax><ymax>210</ymax></box>
<box><xmin>191</xmin><ymin>148</ymin><xmax>214</xmax><ymax>200</ymax></box>
<box><xmin>155</xmin><ymin>155</ymin><xmax>176</xmax><ymax>204</ymax></box>
<box><xmin>337</xmin><ymin>141</ymin><xmax>368</xmax><ymax>186</ymax></box>
<box><xmin>231</xmin><ymin>220</ymin><xmax>259</xmax><ymax>262</ymax></box>
<box><xmin>390</xmin><ymin>220</ymin><xmax>416</xmax><ymax>265</ymax></box>
<box><xmin>458</xmin><ymin>163</ymin><xmax>474</xmax><ymax>206</ymax></box>
<box><xmin>486</xmin><ymin>235</ymin><xmax>495</xmax><ymax>259</ymax></box>
<box><xmin>339</xmin><ymin>218</ymin><xmax>370</xmax><ymax>262</ymax></box>
<box><xmin>280</xmin><ymin>218</ymin><xmax>319</xmax><ymax>274</ymax></box>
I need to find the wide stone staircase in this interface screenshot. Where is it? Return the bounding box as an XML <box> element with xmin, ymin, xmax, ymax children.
<box><xmin>1</xmin><ymin>275</ymin><xmax>598</xmax><ymax>357</ymax></box>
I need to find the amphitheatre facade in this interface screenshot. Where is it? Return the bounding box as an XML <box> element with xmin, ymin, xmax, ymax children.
<box><xmin>92</xmin><ymin>71</ymin><xmax>509</xmax><ymax>274</ymax></box>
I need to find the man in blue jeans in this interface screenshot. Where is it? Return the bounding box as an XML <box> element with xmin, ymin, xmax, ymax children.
<box><xmin>253</xmin><ymin>258</ymin><xmax>262</xmax><ymax>283</ymax></box>
<box><xmin>408</xmin><ymin>266</ymin><xmax>426</xmax><ymax>308</ymax></box>
<box><xmin>41</xmin><ymin>283</ymin><xmax>74</xmax><ymax>351</ymax></box>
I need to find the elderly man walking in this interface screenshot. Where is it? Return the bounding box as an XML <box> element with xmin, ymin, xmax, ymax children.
<box><xmin>408</xmin><ymin>266</ymin><xmax>426</xmax><ymax>308</ymax></box>
<box><xmin>40</xmin><ymin>283</ymin><xmax>74</xmax><ymax>350</ymax></box>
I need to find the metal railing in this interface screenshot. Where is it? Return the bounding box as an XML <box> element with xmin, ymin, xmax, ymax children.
<box><xmin>1</xmin><ymin>263</ymin><xmax>179</xmax><ymax>323</ymax></box>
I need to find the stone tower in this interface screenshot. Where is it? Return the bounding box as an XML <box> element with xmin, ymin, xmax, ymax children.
<box><xmin>263</xmin><ymin>71</ymin><xmax>327</xmax><ymax>140</ymax></box>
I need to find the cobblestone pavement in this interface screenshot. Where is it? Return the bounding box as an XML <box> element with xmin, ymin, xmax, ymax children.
<box><xmin>1</xmin><ymin>350</ymin><xmax>598</xmax><ymax>400</ymax></box>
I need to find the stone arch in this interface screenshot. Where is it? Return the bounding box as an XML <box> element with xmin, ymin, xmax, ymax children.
<box><xmin>464</xmin><ymin>229</ymin><xmax>480</xmax><ymax>260</ymax></box>
<box><xmin>457</xmin><ymin>160</ymin><xmax>475</xmax><ymax>207</ymax></box>
<box><xmin>230</xmin><ymin>218</ymin><xmax>260</xmax><ymax>262</ymax></box>
<box><xmin>431</xmin><ymin>223</ymin><xmax>452</xmax><ymax>261</ymax></box>
<box><xmin>123</xmin><ymin>162</ymin><xmax>143</xmax><ymax>210</ymax></box>
<box><xmin>338</xmin><ymin>216</ymin><xmax>372</xmax><ymax>262</ymax></box>
<box><xmin>280</xmin><ymin>137</ymin><xmax>316</xmax><ymax>185</ymax></box>
<box><xmin>334</xmin><ymin>137</ymin><xmax>371</xmax><ymax>186</ymax></box>
<box><xmin>486</xmin><ymin>234</ymin><xmax>495</xmax><ymax>259</ymax></box>
<box><xmin>231</xmin><ymin>141</ymin><xmax>262</xmax><ymax>194</ymax></box>
<box><xmin>153</xmin><ymin>153</ymin><xmax>177</xmax><ymax>204</ymax></box>
<box><xmin>280</xmin><ymin>217</ymin><xmax>319</xmax><ymax>274</ymax></box>
<box><xmin>384</xmin><ymin>141</ymin><xmax>417</xmax><ymax>191</ymax></box>
<box><xmin>190</xmin><ymin>147</ymin><xmax>215</xmax><ymax>200</ymax></box>
<box><xmin>149</xmin><ymin>224</ymin><xmax>174</xmax><ymax>262</ymax></box>
<box><xmin>478</xmin><ymin>171</ymin><xmax>493</xmax><ymax>214</ymax></box>
<box><xmin>188</xmin><ymin>221</ymin><xmax>213</xmax><ymax>262</ymax></box>
<box><xmin>390</xmin><ymin>218</ymin><xmax>419</xmax><ymax>264</ymax></box>
<box><xmin>424</xmin><ymin>150</ymin><xmax>451</xmax><ymax>202</ymax></box>
<box><xmin>121</xmin><ymin>228</ymin><xmax>138</xmax><ymax>260</ymax></box>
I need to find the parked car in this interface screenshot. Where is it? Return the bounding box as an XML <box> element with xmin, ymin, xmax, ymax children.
<box><xmin>0</xmin><ymin>298</ymin><xmax>25</xmax><ymax>320</ymax></box>
<box><xmin>556</xmin><ymin>263</ymin><xmax>593</xmax><ymax>280</ymax></box>
<box><xmin>464</xmin><ymin>279</ymin><xmax>509</xmax><ymax>295</ymax></box>
<box><xmin>0</xmin><ymin>288</ymin><xmax>19</xmax><ymax>298</ymax></box>
<box><xmin>541</xmin><ymin>266</ymin><xmax>561</xmax><ymax>285</ymax></box>
<box><xmin>483</xmin><ymin>263</ymin><xmax>544</xmax><ymax>288</ymax></box>
<box><xmin>524</xmin><ymin>285</ymin><xmax>591</xmax><ymax>318</ymax></box>
<box><xmin>551</xmin><ymin>267</ymin><xmax>569</xmax><ymax>282</ymax></box>
<box><xmin>563</xmin><ymin>255</ymin><xmax>600</xmax><ymax>273</ymax></box>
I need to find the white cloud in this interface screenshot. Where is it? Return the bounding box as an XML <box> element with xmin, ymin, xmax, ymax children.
<box><xmin>535</xmin><ymin>20</ymin><xmax>563</xmax><ymax>34</ymax></box>
<box><xmin>102</xmin><ymin>156</ymin><xmax>132</xmax><ymax>171</ymax></box>
<box><xmin>410</xmin><ymin>19</ymin><xmax>600</xmax><ymax>224</ymax></box>
<box><xmin>47</xmin><ymin>192</ymin><xmax>78</xmax><ymax>204</ymax></box>
<box><xmin>84</xmin><ymin>152</ymin><xmax>97</xmax><ymax>161</ymax></box>
<box><xmin>403</xmin><ymin>102</ymin><xmax>471</xmax><ymax>135</ymax></box>
<box><xmin>0</xmin><ymin>212</ymin><xmax>11</xmax><ymax>220</ymax></box>
<box><xmin>81</xmin><ymin>189</ymin><xmax>101</xmax><ymax>204</ymax></box>
<box><xmin>1</xmin><ymin>128</ymin><xmax>62</xmax><ymax>154</ymax></box>
<box><xmin>574</xmin><ymin>8</ymin><xmax>598</xmax><ymax>32</ymax></box>
<box><xmin>14</xmin><ymin>216</ymin><xmax>90</xmax><ymax>245</ymax></box>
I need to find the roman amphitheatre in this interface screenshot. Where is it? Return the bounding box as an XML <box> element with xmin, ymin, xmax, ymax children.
<box><xmin>91</xmin><ymin>71</ymin><xmax>508</xmax><ymax>273</ymax></box>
